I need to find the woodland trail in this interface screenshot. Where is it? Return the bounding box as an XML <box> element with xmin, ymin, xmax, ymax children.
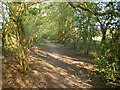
<box><xmin>2</xmin><ymin>40</ymin><xmax>111</xmax><ymax>88</ymax></box>
<box><xmin>29</xmin><ymin>40</ymin><xmax>111</xmax><ymax>88</ymax></box>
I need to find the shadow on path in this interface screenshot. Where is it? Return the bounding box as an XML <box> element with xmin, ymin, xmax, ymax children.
<box><xmin>29</xmin><ymin>40</ymin><xmax>111</xmax><ymax>88</ymax></box>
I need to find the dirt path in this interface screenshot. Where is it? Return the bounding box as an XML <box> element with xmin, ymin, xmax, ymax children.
<box><xmin>2</xmin><ymin>40</ymin><xmax>112</xmax><ymax>88</ymax></box>
<box><xmin>29</xmin><ymin>40</ymin><xmax>110</xmax><ymax>88</ymax></box>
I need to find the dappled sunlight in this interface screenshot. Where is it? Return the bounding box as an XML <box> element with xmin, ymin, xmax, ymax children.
<box><xmin>2</xmin><ymin>42</ymin><xmax>110</xmax><ymax>88</ymax></box>
<box><xmin>39</xmin><ymin>61</ymin><xmax>93</xmax><ymax>88</ymax></box>
<box><xmin>47</xmin><ymin>52</ymin><xmax>73</xmax><ymax>64</ymax></box>
<box><xmin>2</xmin><ymin>40</ymin><xmax>111</xmax><ymax>88</ymax></box>
<box><xmin>29</xmin><ymin>56</ymin><xmax>38</xmax><ymax>61</ymax></box>
<box><xmin>2</xmin><ymin>1</ymin><xmax>119</xmax><ymax>88</ymax></box>
<box><xmin>26</xmin><ymin>44</ymin><xmax>99</xmax><ymax>88</ymax></box>
<box><xmin>45</xmin><ymin>51</ymin><xmax>94</xmax><ymax>71</ymax></box>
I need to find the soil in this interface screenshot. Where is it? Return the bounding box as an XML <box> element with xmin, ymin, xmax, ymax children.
<box><xmin>2</xmin><ymin>40</ymin><xmax>117</xmax><ymax>89</ymax></box>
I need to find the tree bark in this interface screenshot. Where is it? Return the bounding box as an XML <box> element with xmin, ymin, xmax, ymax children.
<box><xmin>101</xmin><ymin>29</ymin><xmax>107</xmax><ymax>43</ymax></box>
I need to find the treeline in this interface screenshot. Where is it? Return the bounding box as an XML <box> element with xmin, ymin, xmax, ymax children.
<box><xmin>1</xmin><ymin>2</ymin><xmax>120</xmax><ymax>82</ymax></box>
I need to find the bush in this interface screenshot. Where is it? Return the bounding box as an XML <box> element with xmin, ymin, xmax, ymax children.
<box><xmin>93</xmin><ymin>42</ymin><xmax>120</xmax><ymax>83</ymax></box>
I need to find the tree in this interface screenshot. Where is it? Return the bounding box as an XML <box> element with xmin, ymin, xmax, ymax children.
<box><xmin>69</xmin><ymin>2</ymin><xmax>119</xmax><ymax>43</ymax></box>
<box><xmin>69</xmin><ymin>2</ymin><xmax>120</xmax><ymax>82</ymax></box>
<box><xmin>2</xmin><ymin>2</ymin><xmax>39</xmax><ymax>73</ymax></box>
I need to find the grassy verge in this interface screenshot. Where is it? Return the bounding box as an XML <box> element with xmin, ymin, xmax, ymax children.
<box><xmin>35</xmin><ymin>38</ymin><xmax>46</xmax><ymax>46</ymax></box>
<box><xmin>47</xmin><ymin>39</ymin><xmax>59</xmax><ymax>43</ymax></box>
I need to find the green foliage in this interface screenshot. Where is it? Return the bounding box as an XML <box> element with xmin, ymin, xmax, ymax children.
<box><xmin>27</xmin><ymin>8</ymin><xmax>40</xmax><ymax>15</ymax></box>
<box><xmin>2</xmin><ymin>2</ymin><xmax>119</xmax><ymax>83</ymax></box>
<box><xmin>93</xmin><ymin>42</ymin><xmax>120</xmax><ymax>82</ymax></box>
<box><xmin>35</xmin><ymin>38</ymin><xmax>45</xmax><ymax>46</ymax></box>
<box><xmin>47</xmin><ymin>39</ymin><xmax>59</xmax><ymax>43</ymax></box>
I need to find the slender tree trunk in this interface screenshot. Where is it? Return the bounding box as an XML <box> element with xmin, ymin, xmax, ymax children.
<box><xmin>101</xmin><ymin>29</ymin><xmax>107</xmax><ymax>43</ymax></box>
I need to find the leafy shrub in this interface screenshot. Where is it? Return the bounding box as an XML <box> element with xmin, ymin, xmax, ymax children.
<box><xmin>93</xmin><ymin>42</ymin><xmax>120</xmax><ymax>83</ymax></box>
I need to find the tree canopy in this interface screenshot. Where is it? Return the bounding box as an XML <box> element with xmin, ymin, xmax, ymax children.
<box><xmin>1</xmin><ymin>1</ymin><xmax>120</xmax><ymax>85</ymax></box>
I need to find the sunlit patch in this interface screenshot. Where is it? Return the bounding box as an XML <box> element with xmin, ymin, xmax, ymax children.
<box><xmin>59</xmin><ymin>69</ymin><xmax>68</xmax><ymax>76</ymax></box>
<box><xmin>46</xmin><ymin>51</ymin><xmax>93</xmax><ymax>70</ymax></box>
<box><xmin>72</xmin><ymin>61</ymin><xmax>85</xmax><ymax>64</ymax></box>
<box><xmin>3</xmin><ymin>40</ymin><xmax>105</xmax><ymax>88</ymax></box>
<box><xmin>33</xmin><ymin>70</ymin><xmax>39</xmax><ymax>76</ymax></box>
<box><xmin>16</xmin><ymin>78</ymin><xmax>26</xmax><ymax>88</ymax></box>
<box><xmin>31</xmin><ymin>49</ymin><xmax>94</xmax><ymax>88</ymax></box>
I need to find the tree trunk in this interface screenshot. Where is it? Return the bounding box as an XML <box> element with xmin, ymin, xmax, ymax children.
<box><xmin>101</xmin><ymin>30</ymin><xmax>107</xmax><ymax>43</ymax></box>
<box><xmin>2</xmin><ymin>3</ymin><xmax>29</xmax><ymax>73</ymax></box>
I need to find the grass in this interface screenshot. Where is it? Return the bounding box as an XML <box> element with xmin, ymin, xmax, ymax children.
<box><xmin>36</xmin><ymin>38</ymin><xmax>46</xmax><ymax>46</ymax></box>
<box><xmin>47</xmin><ymin>39</ymin><xmax>59</xmax><ymax>43</ymax></box>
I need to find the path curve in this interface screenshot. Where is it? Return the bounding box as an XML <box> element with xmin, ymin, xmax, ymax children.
<box><xmin>32</xmin><ymin>40</ymin><xmax>110</xmax><ymax>88</ymax></box>
<box><xmin>2</xmin><ymin>39</ymin><xmax>111</xmax><ymax>88</ymax></box>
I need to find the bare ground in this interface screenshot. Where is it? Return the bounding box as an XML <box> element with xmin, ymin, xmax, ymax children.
<box><xmin>2</xmin><ymin>40</ymin><xmax>116</xmax><ymax>89</ymax></box>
